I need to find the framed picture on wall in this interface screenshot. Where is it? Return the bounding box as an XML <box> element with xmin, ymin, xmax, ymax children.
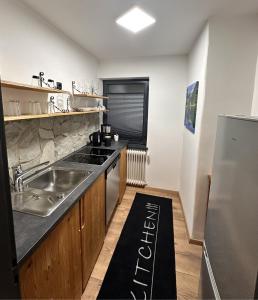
<box><xmin>184</xmin><ymin>81</ymin><xmax>199</xmax><ymax>134</ymax></box>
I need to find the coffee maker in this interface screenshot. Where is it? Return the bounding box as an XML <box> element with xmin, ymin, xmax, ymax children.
<box><xmin>101</xmin><ymin>124</ymin><xmax>112</xmax><ymax>146</ymax></box>
<box><xmin>101</xmin><ymin>124</ymin><xmax>111</xmax><ymax>135</ymax></box>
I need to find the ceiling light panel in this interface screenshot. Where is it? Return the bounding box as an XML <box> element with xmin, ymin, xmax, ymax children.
<box><xmin>116</xmin><ymin>7</ymin><xmax>156</xmax><ymax>33</ymax></box>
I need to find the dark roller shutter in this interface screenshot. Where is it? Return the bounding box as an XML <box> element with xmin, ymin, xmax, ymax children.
<box><xmin>103</xmin><ymin>79</ymin><xmax>149</xmax><ymax>146</ymax></box>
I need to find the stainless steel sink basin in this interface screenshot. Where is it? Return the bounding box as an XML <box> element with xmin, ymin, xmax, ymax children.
<box><xmin>12</xmin><ymin>166</ymin><xmax>92</xmax><ymax>217</ymax></box>
<box><xmin>26</xmin><ymin>167</ymin><xmax>91</xmax><ymax>194</ymax></box>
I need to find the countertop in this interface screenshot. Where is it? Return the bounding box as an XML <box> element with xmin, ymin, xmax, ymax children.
<box><xmin>13</xmin><ymin>140</ymin><xmax>127</xmax><ymax>266</ymax></box>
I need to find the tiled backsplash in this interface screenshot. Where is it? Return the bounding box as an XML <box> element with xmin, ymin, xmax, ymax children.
<box><xmin>5</xmin><ymin>114</ymin><xmax>100</xmax><ymax>177</ymax></box>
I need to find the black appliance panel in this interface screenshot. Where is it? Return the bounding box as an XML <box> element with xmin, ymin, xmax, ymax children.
<box><xmin>78</xmin><ymin>147</ymin><xmax>115</xmax><ymax>156</ymax></box>
<box><xmin>64</xmin><ymin>154</ymin><xmax>108</xmax><ymax>165</ymax></box>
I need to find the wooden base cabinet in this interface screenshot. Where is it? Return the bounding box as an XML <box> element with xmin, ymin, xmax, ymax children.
<box><xmin>80</xmin><ymin>174</ymin><xmax>105</xmax><ymax>290</ymax></box>
<box><xmin>19</xmin><ymin>174</ymin><xmax>106</xmax><ymax>298</ymax></box>
<box><xmin>119</xmin><ymin>147</ymin><xmax>127</xmax><ymax>204</ymax></box>
<box><xmin>19</xmin><ymin>202</ymin><xmax>82</xmax><ymax>299</ymax></box>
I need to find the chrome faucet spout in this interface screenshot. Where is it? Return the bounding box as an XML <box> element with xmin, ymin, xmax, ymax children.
<box><xmin>13</xmin><ymin>161</ymin><xmax>50</xmax><ymax>192</ymax></box>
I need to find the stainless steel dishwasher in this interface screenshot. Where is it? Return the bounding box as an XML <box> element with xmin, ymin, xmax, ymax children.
<box><xmin>106</xmin><ymin>156</ymin><xmax>120</xmax><ymax>226</ymax></box>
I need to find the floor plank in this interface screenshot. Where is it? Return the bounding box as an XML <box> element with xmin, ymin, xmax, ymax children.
<box><xmin>82</xmin><ymin>186</ymin><xmax>202</xmax><ymax>299</ymax></box>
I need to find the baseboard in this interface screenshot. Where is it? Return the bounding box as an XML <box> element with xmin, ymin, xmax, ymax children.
<box><xmin>144</xmin><ymin>186</ymin><xmax>179</xmax><ymax>196</ymax></box>
<box><xmin>189</xmin><ymin>238</ymin><xmax>203</xmax><ymax>246</ymax></box>
<box><xmin>126</xmin><ymin>185</ymin><xmax>179</xmax><ymax>196</ymax></box>
<box><xmin>177</xmin><ymin>193</ymin><xmax>203</xmax><ymax>247</ymax></box>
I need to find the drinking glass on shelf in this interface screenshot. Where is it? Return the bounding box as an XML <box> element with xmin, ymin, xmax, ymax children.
<box><xmin>28</xmin><ymin>102</ymin><xmax>41</xmax><ymax>115</ymax></box>
<box><xmin>33</xmin><ymin>102</ymin><xmax>42</xmax><ymax>115</ymax></box>
<box><xmin>28</xmin><ymin>101</ymin><xmax>34</xmax><ymax>114</ymax></box>
<box><xmin>22</xmin><ymin>101</ymin><xmax>31</xmax><ymax>115</ymax></box>
<box><xmin>41</xmin><ymin>102</ymin><xmax>48</xmax><ymax>114</ymax></box>
<box><xmin>3</xmin><ymin>102</ymin><xmax>7</xmax><ymax>115</ymax></box>
<box><xmin>6</xmin><ymin>100</ymin><xmax>21</xmax><ymax>116</ymax></box>
<box><xmin>47</xmin><ymin>79</ymin><xmax>55</xmax><ymax>89</ymax></box>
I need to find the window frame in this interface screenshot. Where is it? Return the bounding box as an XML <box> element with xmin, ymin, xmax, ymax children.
<box><xmin>103</xmin><ymin>78</ymin><xmax>149</xmax><ymax>146</ymax></box>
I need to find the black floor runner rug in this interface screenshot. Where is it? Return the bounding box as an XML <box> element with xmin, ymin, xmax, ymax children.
<box><xmin>97</xmin><ymin>193</ymin><xmax>177</xmax><ymax>300</ymax></box>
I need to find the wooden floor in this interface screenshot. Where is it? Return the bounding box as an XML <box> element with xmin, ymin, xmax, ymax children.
<box><xmin>82</xmin><ymin>186</ymin><xmax>202</xmax><ymax>300</ymax></box>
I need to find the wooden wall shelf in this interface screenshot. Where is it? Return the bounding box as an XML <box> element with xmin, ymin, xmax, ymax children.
<box><xmin>4</xmin><ymin>110</ymin><xmax>107</xmax><ymax>122</ymax></box>
<box><xmin>73</xmin><ymin>93</ymin><xmax>108</xmax><ymax>100</ymax></box>
<box><xmin>2</xmin><ymin>80</ymin><xmax>109</xmax><ymax>122</ymax></box>
<box><xmin>1</xmin><ymin>80</ymin><xmax>70</xmax><ymax>94</ymax></box>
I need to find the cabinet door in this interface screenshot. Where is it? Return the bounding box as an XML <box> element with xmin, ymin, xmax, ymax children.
<box><xmin>19</xmin><ymin>202</ymin><xmax>82</xmax><ymax>299</ymax></box>
<box><xmin>81</xmin><ymin>174</ymin><xmax>105</xmax><ymax>290</ymax></box>
<box><xmin>119</xmin><ymin>147</ymin><xmax>127</xmax><ymax>204</ymax></box>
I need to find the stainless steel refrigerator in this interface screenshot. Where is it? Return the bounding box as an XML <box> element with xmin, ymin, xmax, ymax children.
<box><xmin>199</xmin><ymin>115</ymin><xmax>258</xmax><ymax>299</ymax></box>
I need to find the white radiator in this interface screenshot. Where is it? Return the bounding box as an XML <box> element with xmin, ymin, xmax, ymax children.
<box><xmin>127</xmin><ymin>149</ymin><xmax>147</xmax><ymax>187</ymax></box>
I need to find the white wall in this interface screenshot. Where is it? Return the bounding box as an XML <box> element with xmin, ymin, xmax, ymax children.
<box><xmin>0</xmin><ymin>0</ymin><xmax>98</xmax><ymax>90</ymax></box>
<box><xmin>180</xmin><ymin>24</ymin><xmax>209</xmax><ymax>238</ymax></box>
<box><xmin>183</xmin><ymin>16</ymin><xmax>258</xmax><ymax>240</ymax></box>
<box><xmin>0</xmin><ymin>0</ymin><xmax>101</xmax><ymax>172</ymax></box>
<box><xmin>98</xmin><ymin>56</ymin><xmax>187</xmax><ymax>190</ymax></box>
<box><xmin>194</xmin><ymin>15</ymin><xmax>258</xmax><ymax>240</ymax></box>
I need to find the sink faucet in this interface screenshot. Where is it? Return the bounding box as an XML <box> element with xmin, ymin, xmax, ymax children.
<box><xmin>12</xmin><ymin>161</ymin><xmax>50</xmax><ymax>192</ymax></box>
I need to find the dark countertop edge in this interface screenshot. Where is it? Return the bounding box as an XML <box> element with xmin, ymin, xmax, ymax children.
<box><xmin>15</xmin><ymin>140</ymin><xmax>127</xmax><ymax>266</ymax></box>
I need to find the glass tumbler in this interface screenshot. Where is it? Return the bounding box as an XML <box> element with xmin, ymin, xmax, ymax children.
<box><xmin>33</xmin><ymin>102</ymin><xmax>42</xmax><ymax>115</ymax></box>
<box><xmin>40</xmin><ymin>102</ymin><xmax>48</xmax><ymax>114</ymax></box>
<box><xmin>7</xmin><ymin>100</ymin><xmax>21</xmax><ymax>116</ymax></box>
<box><xmin>47</xmin><ymin>79</ymin><xmax>55</xmax><ymax>89</ymax></box>
<box><xmin>22</xmin><ymin>101</ymin><xmax>31</xmax><ymax>115</ymax></box>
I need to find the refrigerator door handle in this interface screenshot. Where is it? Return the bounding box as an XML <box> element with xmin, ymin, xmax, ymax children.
<box><xmin>204</xmin><ymin>244</ymin><xmax>221</xmax><ymax>300</ymax></box>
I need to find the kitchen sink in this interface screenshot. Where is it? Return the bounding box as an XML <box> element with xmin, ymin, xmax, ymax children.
<box><xmin>26</xmin><ymin>167</ymin><xmax>91</xmax><ymax>193</ymax></box>
<box><xmin>12</xmin><ymin>166</ymin><xmax>92</xmax><ymax>217</ymax></box>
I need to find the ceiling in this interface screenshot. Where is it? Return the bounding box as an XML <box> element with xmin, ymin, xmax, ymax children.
<box><xmin>22</xmin><ymin>0</ymin><xmax>258</xmax><ymax>60</ymax></box>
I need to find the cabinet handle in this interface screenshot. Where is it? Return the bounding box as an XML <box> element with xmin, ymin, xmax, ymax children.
<box><xmin>82</xmin><ymin>197</ymin><xmax>85</xmax><ymax>230</ymax></box>
<box><xmin>80</xmin><ymin>199</ymin><xmax>85</xmax><ymax>230</ymax></box>
<box><xmin>79</xmin><ymin>200</ymin><xmax>82</xmax><ymax>231</ymax></box>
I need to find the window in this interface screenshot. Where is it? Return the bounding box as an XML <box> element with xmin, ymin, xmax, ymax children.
<box><xmin>103</xmin><ymin>79</ymin><xmax>149</xmax><ymax>147</ymax></box>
